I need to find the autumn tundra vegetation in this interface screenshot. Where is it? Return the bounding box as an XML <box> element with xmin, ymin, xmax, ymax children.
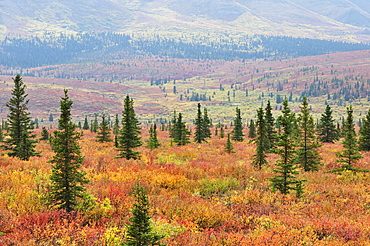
<box><xmin>0</xmin><ymin>74</ymin><xmax>370</xmax><ymax>245</ymax></box>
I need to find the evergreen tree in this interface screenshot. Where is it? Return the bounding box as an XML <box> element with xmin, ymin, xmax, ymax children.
<box><xmin>336</xmin><ymin>105</ymin><xmax>363</xmax><ymax>170</ymax></box>
<box><xmin>91</xmin><ymin>115</ymin><xmax>98</xmax><ymax>133</ymax></box>
<box><xmin>124</xmin><ymin>184</ymin><xmax>164</xmax><ymax>246</ymax></box>
<box><xmin>96</xmin><ymin>114</ymin><xmax>112</xmax><ymax>142</ymax></box>
<box><xmin>317</xmin><ymin>105</ymin><xmax>339</xmax><ymax>143</ymax></box>
<box><xmin>265</xmin><ymin>100</ymin><xmax>277</xmax><ymax>152</ymax></box>
<box><xmin>224</xmin><ymin>133</ymin><xmax>234</xmax><ymax>153</ymax></box>
<box><xmin>203</xmin><ymin>108</ymin><xmax>212</xmax><ymax>139</ymax></box>
<box><xmin>40</xmin><ymin>126</ymin><xmax>49</xmax><ymax>141</ymax></box>
<box><xmin>220</xmin><ymin>127</ymin><xmax>225</xmax><ymax>138</ymax></box>
<box><xmin>2</xmin><ymin>75</ymin><xmax>39</xmax><ymax>160</ymax></box>
<box><xmin>251</xmin><ymin>108</ymin><xmax>268</xmax><ymax>169</ymax></box>
<box><xmin>0</xmin><ymin>125</ymin><xmax>3</xmax><ymax>142</ymax></box>
<box><xmin>231</xmin><ymin>107</ymin><xmax>244</xmax><ymax>141</ymax></box>
<box><xmin>147</xmin><ymin>123</ymin><xmax>160</xmax><ymax>150</ymax></box>
<box><xmin>359</xmin><ymin>109</ymin><xmax>370</xmax><ymax>151</ymax></box>
<box><xmin>113</xmin><ymin>114</ymin><xmax>120</xmax><ymax>136</ymax></box>
<box><xmin>117</xmin><ymin>95</ymin><xmax>142</xmax><ymax>159</ymax></box>
<box><xmin>48</xmin><ymin>89</ymin><xmax>89</xmax><ymax>212</ymax></box>
<box><xmin>82</xmin><ymin>116</ymin><xmax>89</xmax><ymax>130</ymax></box>
<box><xmin>270</xmin><ymin>100</ymin><xmax>304</xmax><ymax>197</ymax></box>
<box><xmin>296</xmin><ymin>97</ymin><xmax>322</xmax><ymax>171</ymax></box>
<box><xmin>248</xmin><ymin>119</ymin><xmax>256</xmax><ymax>138</ymax></box>
<box><xmin>171</xmin><ymin>113</ymin><xmax>190</xmax><ymax>146</ymax></box>
<box><xmin>194</xmin><ymin>103</ymin><xmax>205</xmax><ymax>143</ymax></box>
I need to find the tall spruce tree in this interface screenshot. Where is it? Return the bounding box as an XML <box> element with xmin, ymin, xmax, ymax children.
<box><xmin>270</xmin><ymin>100</ymin><xmax>304</xmax><ymax>197</ymax></box>
<box><xmin>203</xmin><ymin>108</ymin><xmax>212</xmax><ymax>139</ymax></box>
<box><xmin>224</xmin><ymin>133</ymin><xmax>234</xmax><ymax>153</ymax></box>
<box><xmin>83</xmin><ymin>116</ymin><xmax>89</xmax><ymax>130</ymax></box>
<box><xmin>231</xmin><ymin>107</ymin><xmax>244</xmax><ymax>141</ymax></box>
<box><xmin>296</xmin><ymin>97</ymin><xmax>322</xmax><ymax>171</ymax></box>
<box><xmin>317</xmin><ymin>105</ymin><xmax>339</xmax><ymax>143</ymax></box>
<box><xmin>96</xmin><ymin>114</ymin><xmax>112</xmax><ymax>142</ymax></box>
<box><xmin>40</xmin><ymin>126</ymin><xmax>49</xmax><ymax>141</ymax></box>
<box><xmin>2</xmin><ymin>75</ymin><xmax>39</xmax><ymax>160</ymax></box>
<box><xmin>336</xmin><ymin>105</ymin><xmax>363</xmax><ymax>170</ymax></box>
<box><xmin>147</xmin><ymin>123</ymin><xmax>160</xmax><ymax>150</ymax></box>
<box><xmin>117</xmin><ymin>95</ymin><xmax>142</xmax><ymax>159</ymax></box>
<box><xmin>48</xmin><ymin>89</ymin><xmax>89</xmax><ymax>212</ymax></box>
<box><xmin>251</xmin><ymin>108</ymin><xmax>268</xmax><ymax>169</ymax></box>
<box><xmin>124</xmin><ymin>184</ymin><xmax>164</xmax><ymax>246</ymax></box>
<box><xmin>113</xmin><ymin>114</ymin><xmax>120</xmax><ymax>136</ymax></box>
<box><xmin>91</xmin><ymin>115</ymin><xmax>98</xmax><ymax>133</ymax></box>
<box><xmin>194</xmin><ymin>103</ymin><xmax>205</xmax><ymax>143</ymax></box>
<box><xmin>265</xmin><ymin>100</ymin><xmax>277</xmax><ymax>151</ymax></box>
<box><xmin>359</xmin><ymin>109</ymin><xmax>370</xmax><ymax>151</ymax></box>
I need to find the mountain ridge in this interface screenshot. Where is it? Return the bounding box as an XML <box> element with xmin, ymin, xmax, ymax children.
<box><xmin>1</xmin><ymin>0</ymin><xmax>370</xmax><ymax>42</ymax></box>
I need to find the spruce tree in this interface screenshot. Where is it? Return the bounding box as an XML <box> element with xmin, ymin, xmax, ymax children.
<box><xmin>124</xmin><ymin>184</ymin><xmax>164</xmax><ymax>246</ymax></box>
<box><xmin>96</xmin><ymin>114</ymin><xmax>112</xmax><ymax>142</ymax></box>
<box><xmin>336</xmin><ymin>105</ymin><xmax>363</xmax><ymax>170</ymax></box>
<box><xmin>194</xmin><ymin>103</ymin><xmax>205</xmax><ymax>143</ymax></box>
<box><xmin>0</xmin><ymin>125</ymin><xmax>3</xmax><ymax>142</ymax></box>
<box><xmin>220</xmin><ymin>127</ymin><xmax>225</xmax><ymax>138</ymax></box>
<box><xmin>251</xmin><ymin>108</ymin><xmax>268</xmax><ymax>169</ymax></box>
<box><xmin>82</xmin><ymin>116</ymin><xmax>89</xmax><ymax>130</ymax></box>
<box><xmin>2</xmin><ymin>75</ymin><xmax>39</xmax><ymax>160</ymax></box>
<box><xmin>113</xmin><ymin>114</ymin><xmax>120</xmax><ymax>136</ymax></box>
<box><xmin>224</xmin><ymin>133</ymin><xmax>234</xmax><ymax>153</ymax></box>
<box><xmin>296</xmin><ymin>97</ymin><xmax>322</xmax><ymax>171</ymax></box>
<box><xmin>171</xmin><ymin>113</ymin><xmax>190</xmax><ymax>146</ymax></box>
<box><xmin>48</xmin><ymin>89</ymin><xmax>89</xmax><ymax>212</ymax></box>
<box><xmin>359</xmin><ymin>109</ymin><xmax>370</xmax><ymax>151</ymax></box>
<box><xmin>117</xmin><ymin>95</ymin><xmax>142</xmax><ymax>159</ymax></box>
<box><xmin>147</xmin><ymin>123</ymin><xmax>160</xmax><ymax>150</ymax></box>
<box><xmin>91</xmin><ymin>115</ymin><xmax>98</xmax><ymax>133</ymax></box>
<box><xmin>231</xmin><ymin>107</ymin><xmax>244</xmax><ymax>141</ymax></box>
<box><xmin>40</xmin><ymin>126</ymin><xmax>49</xmax><ymax>141</ymax></box>
<box><xmin>317</xmin><ymin>105</ymin><xmax>339</xmax><ymax>143</ymax></box>
<box><xmin>248</xmin><ymin>119</ymin><xmax>256</xmax><ymax>138</ymax></box>
<box><xmin>203</xmin><ymin>108</ymin><xmax>212</xmax><ymax>139</ymax></box>
<box><xmin>270</xmin><ymin>100</ymin><xmax>304</xmax><ymax>197</ymax></box>
<box><xmin>265</xmin><ymin>100</ymin><xmax>277</xmax><ymax>151</ymax></box>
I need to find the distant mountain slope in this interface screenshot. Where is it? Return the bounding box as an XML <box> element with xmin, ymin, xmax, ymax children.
<box><xmin>1</xmin><ymin>0</ymin><xmax>370</xmax><ymax>41</ymax></box>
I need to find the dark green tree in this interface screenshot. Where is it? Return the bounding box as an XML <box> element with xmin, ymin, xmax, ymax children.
<box><xmin>91</xmin><ymin>115</ymin><xmax>98</xmax><ymax>133</ymax></box>
<box><xmin>296</xmin><ymin>97</ymin><xmax>322</xmax><ymax>171</ymax></box>
<box><xmin>265</xmin><ymin>100</ymin><xmax>277</xmax><ymax>152</ymax></box>
<box><xmin>251</xmin><ymin>108</ymin><xmax>268</xmax><ymax>169</ymax></box>
<box><xmin>220</xmin><ymin>127</ymin><xmax>225</xmax><ymax>138</ymax></box>
<box><xmin>171</xmin><ymin>113</ymin><xmax>190</xmax><ymax>146</ymax></box>
<box><xmin>40</xmin><ymin>126</ymin><xmax>49</xmax><ymax>141</ymax></box>
<box><xmin>231</xmin><ymin>107</ymin><xmax>244</xmax><ymax>141</ymax></box>
<box><xmin>336</xmin><ymin>105</ymin><xmax>363</xmax><ymax>170</ymax></box>
<box><xmin>123</xmin><ymin>184</ymin><xmax>164</xmax><ymax>246</ymax></box>
<box><xmin>96</xmin><ymin>114</ymin><xmax>112</xmax><ymax>142</ymax></box>
<box><xmin>48</xmin><ymin>89</ymin><xmax>89</xmax><ymax>212</ymax></box>
<box><xmin>224</xmin><ymin>133</ymin><xmax>234</xmax><ymax>153</ymax></box>
<box><xmin>117</xmin><ymin>95</ymin><xmax>142</xmax><ymax>159</ymax></box>
<box><xmin>82</xmin><ymin>116</ymin><xmax>89</xmax><ymax>130</ymax></box>
<box><xmin>248</xmin><ymin>119</ymin><xmax>256</xmax><ymax>138</ymax></box>
<box><xmin>317</xmin><ymin>105</ymin><xmax>339</xmax><ymax>143</ymax></box>
<box><xmin>270</xmin><ymin>100</ymin><xmax>304</xmax><ymax>197</ymax></box>
<box><xmin>147</xmin><ymin>123</ymin><xmax>160</xmax><ymax>150</ymax></box>
<box><xmin>203</xmin><ymin>108</ymin><xmax>212</xmax><ymax>139</ymax></box>
<box><xmin>2</xmin><ymin>75</ymin><xmax>39</xmax><ymax>160</ymax></box>
<box><xmin>194</xmin><ymin>103</ymin><xmax>205</xmax><ymax>143</ymax></box>
<box><xmin>359</xmin><ymin>109</ymin><xmax>370</xmax><ymax>151</ymax></box>
<box><xmin>113</xmin><ymin>114</ymin><xmax>120</xmax><ymax>136</ymax></box>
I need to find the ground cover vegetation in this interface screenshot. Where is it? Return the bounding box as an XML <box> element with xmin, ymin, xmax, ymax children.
<box><xmin>1</xmin><ymin>76</ymin><xmax>370</xmax><ymax>245</ymax></box>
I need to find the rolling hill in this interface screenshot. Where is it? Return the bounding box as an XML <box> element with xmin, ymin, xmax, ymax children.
<box><xmin>1</xmin><ymin>0</ymin><xmax>370</xmax><ymax>42</ymax></box>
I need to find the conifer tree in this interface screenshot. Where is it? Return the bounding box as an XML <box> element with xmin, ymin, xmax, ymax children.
<box><xmin>296</xmin><ymin>97</ymin><xmax>322</xmax><ymax>171</ymax></box>
<box><xmin>336</xmin><ymin>105</ymin><xmax>363</xmax><ymax>170</ymax></box>
<box><xmin>91</xmin><ymin>115</ymin><xmax>98</xmax><ymax>133</ymax></box>
<box><xmin>265</xmin><ymin>100</ymin><xmax>277</xmax><ymax>151</ymax></box>
<box><xmin>124</xmin><ymin>184</ymin><xmax>164</xmax><ymax>246</ymax></box>
<box><xmin>251</xmin><ymin>108</ymin><xmax>268</xmax><ymax>169</ymax></box>
<box><xmin>203</xmin><ymin>108</ymin><xmax>212</xmax><ymax>139</ymax></box>
<box><xmin>359</xmin><ymin>109</ymin><xmax>370</xmax><ymax>151</ymax></box>
<box><xmin>270</xmin><ymin>100</ymin><xmax>304</xmax><ymax>197</ymax></box>
<box><xmin>117</xmin><ymin>95</ymin><xmax>142</xmax><ymax>159</ymax></box>
<box><xmin>147</xmin><ymin>123</ymin><xmax>160</xmax><ymax>150</ymax></box>
<box><xmin>224</xmin><ymin>133</ymin><xmax>234</xmax><ymax>153</ymax></box>
<box><xmin>40</xmin><ymin>126</ymin><xmax>49</xmax><ymax>141</ymax></box>
<box><xmin>220</xmin><ymin>127</ymin><xmax>225</xmax><ymax>138</ymax></box>
<box><xmin>113</xmin><ymin>114</ymin><xmax>120</xmax><ymax>136</ymax></box>
<box><xmin>0</xmin><ymin>125</ymin><xmax>3</xmax><ymax>142</ymax></box>
<box><xmin>2</xmin><ymin>75</ymin><xmax>39</xmax><ymax>160</ymax></box>
<box><xmin>96</xmin><ymin>114</ymin><xmax>112</xmax><ymax>142</ymax></box>
<box><xmin>194</xmin><ymin>103</ymin><xmax>205</xmax><ymax>143</ymax></box>
<box><xmin>48</xmin><ymin>89</ymin><xmax>89</xmax><ymax>212</ymax></box>
<box><xmin>317</xmin><ymin>105</ymin><xmax>339</xmax><ymax>143</ymax></box>
<box><xmin>83</xmin><ymin>116</ymin><xmax>89</xmax><ymax>130</ymax></box>
<box><xmin>171</xmin><ymin>113</ymin><xmax>190</xmax><ymax>146</ymax></box>
<box><xmin>248</xmin><ymin>119</ymin><xmax>256</xmax><ymax>138</ymax></box>
<box><xmin>231</xmin><ymin>107</ymin><xmax>244</xmax><ymax>141</ymax></box>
